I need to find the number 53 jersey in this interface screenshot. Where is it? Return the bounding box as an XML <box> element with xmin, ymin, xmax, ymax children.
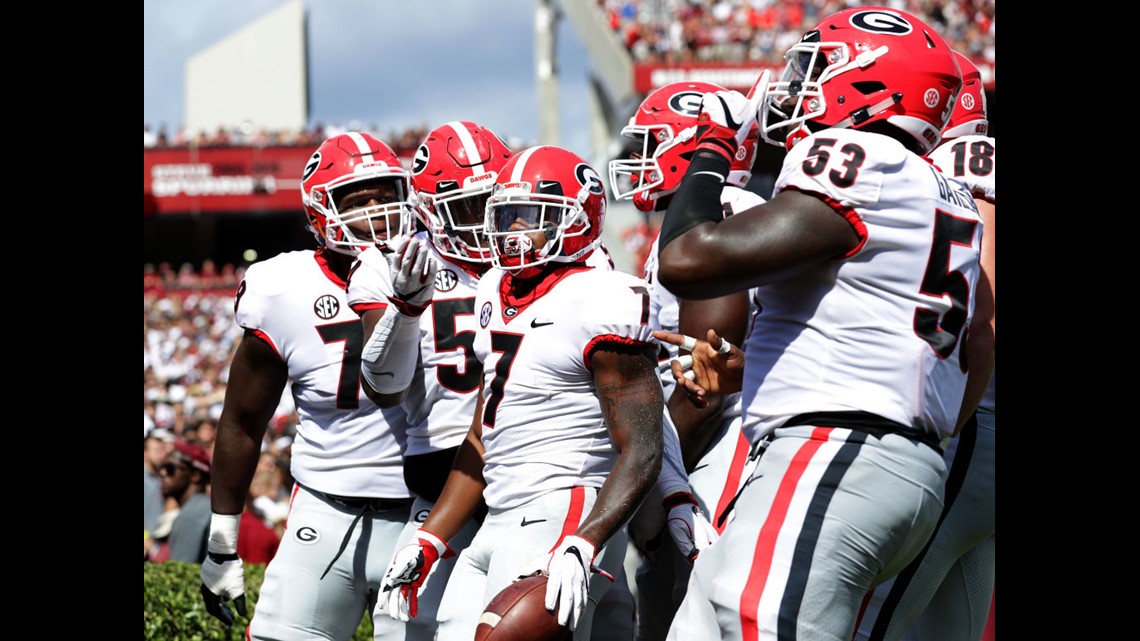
<box><xmin>472</xmin><ymin>264</ymin><xmax>658</xmax><ymax>510</ymax></box>
<box><xmin>742</xmin><ymin>128</ymin><xmax>984</xmax><ymax>445</ymax></box>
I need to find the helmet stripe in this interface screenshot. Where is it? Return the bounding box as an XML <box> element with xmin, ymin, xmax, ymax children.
<box><xmin>345</xmin><ymin>131</ymin><xmax>375</xmax><ymax>162</ymax></box>
<box><xmin>509</xmin><ymin>146</ymin><xmax>541</xmax><ymax>182</ymax></box>
<box><xmin>447</xmin><ymin>121</ymin><xmax>482</xmax><ymax>170</ymax></box>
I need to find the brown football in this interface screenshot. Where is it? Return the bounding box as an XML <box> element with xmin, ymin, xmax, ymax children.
<box><xmin>474</xmin><ymin>573</ymin><xmax>571</xmax><ymax>641</ymax></box>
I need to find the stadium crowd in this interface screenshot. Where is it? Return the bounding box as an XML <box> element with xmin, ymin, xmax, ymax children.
<box><xmin>600</xmin><ymin>0</ymin><xmax>994</xmax><ymax>67</ymax></box>
<box><xmin>144</xmin><ymin>262</ymin><xmax>296</xmax><ymax>563</ymax></box>
<box><xmin>143</xmin><ymin>121</ymin><xmax>431</xmax><ymax>155</ymax></box>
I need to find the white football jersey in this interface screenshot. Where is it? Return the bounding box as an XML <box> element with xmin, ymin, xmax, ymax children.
<box><xmin>473</xmin><ymin>265</ymin><xmax>658</xmax><ymax>510</ymax></box>
<box><xmin>741</xmin><ymin>129</ymin><xmax>983</xmax><ymax>443</ymax></box>
<box><xmin>235</xmin><ymin>250</ymin><xmax>410</xmax><ymax>498</ymax></box>
<box><xmin>928</xmin><ymin>134</ymin><xmax>996</xmax><ymax>204</ymax></box>
<box><xmin>346</xmin><ymin>234</ymin><xmax>485</xmax><ymax>457</ymax></box>
<box><xmin>930</xmin><ymin>134</ymin><xmax>996</xmax><ymax>412</ymax></box>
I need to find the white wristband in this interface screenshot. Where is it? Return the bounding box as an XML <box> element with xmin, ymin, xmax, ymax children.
<box><xmin>416</xmin><ymin>529</ymin><xmax>450</xmax><ymax>556</ymax></box>
<box><xmin>361</xmin><ymin>304</ymin><xmax>422</xmax><ymax>394</ymax></box>
<box><xmin>207</xmin><ymin>512</ymin><xmax>241</xmax><ymax>554</ymax></box>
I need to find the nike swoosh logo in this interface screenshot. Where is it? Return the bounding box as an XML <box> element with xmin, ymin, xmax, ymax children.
<box><xmin>530</xmin><ymin>319</ymin><xmax>554</xmax><ymax>328</ymax></box>
<box><xmin>690</xmin><ymin>463</ymin><xmax>709</xmax><ymax>473</ymax></box>
<box><xmin>718</xmin><ymin>95</ymin><xmax>743</xmax><ymax>130</ymax></box>
<box><xmin>521</xmin><ymin>517</ymin><xmax>547</xmax><ymax>527</ymax></box>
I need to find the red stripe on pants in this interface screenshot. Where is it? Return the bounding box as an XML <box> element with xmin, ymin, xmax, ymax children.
<box><xmin>739</xmin><ymin>427</ymin><xmax>833</xmax><ymax>641</ymax></box>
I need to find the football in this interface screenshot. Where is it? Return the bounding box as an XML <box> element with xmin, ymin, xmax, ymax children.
<box><xmin>474</xmin><ymin>573</ymin><xmax>570</xmax><ymax>641</ymax></box>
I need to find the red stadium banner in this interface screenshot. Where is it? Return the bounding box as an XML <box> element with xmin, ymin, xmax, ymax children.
<box><xmin>633</xmin><ymin>60</ymin><xmax>995</xmax><ymax>94</ymax></box>
<box><xmin>144</xmin><ymin>146</ymin><xmax>314</xmax><ymax>216</ymax></box>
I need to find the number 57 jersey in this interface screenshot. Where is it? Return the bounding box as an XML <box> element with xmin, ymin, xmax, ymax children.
<box><xmin>743</xmin><ymin>128</ymin><xmax>984</xmax><ymax>445</ymax></box>
<box><xmin>472</xmin><ymin>265</ymin><xmax>658</xmax><ymax>510</ymax></box>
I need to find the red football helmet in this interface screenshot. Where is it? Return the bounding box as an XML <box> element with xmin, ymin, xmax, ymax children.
<box><xmin>610</xmin><ymin>81</ymin><xmax>757</xmax><ymax>212</ymax></box>
<box><xmin>759</xmin><ymin>6</ymin><xmax>962</xmax><ymax>155</ymax></box>
<box><xmin>942</xmin><ymin>50</ymin><xmax>988</xmax><ymax>139</ymax></box>
<box><xmin>485</xmin><ymin>146</ymin><xmax>606</xmax><ymax>277</ymax></box>
<box><xmin>300</xmin><ymin>132</ymin><xmax>414</xmax><ymax>255</ymax></box>
<box><xmin>411</xmin><ymin>121</ymin><xmax>514</xmax><ymax>264</ymax></box>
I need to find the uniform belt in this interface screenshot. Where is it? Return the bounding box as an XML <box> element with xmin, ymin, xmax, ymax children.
<box><xmin>784</xmin><ymin>411</ymin><xmax>944</xmax><ymax>454</ymax></box>
<box><xmin>323</xmin><ymin>493</ymin><xmax>413</xmax><ymax>512</ymax></box>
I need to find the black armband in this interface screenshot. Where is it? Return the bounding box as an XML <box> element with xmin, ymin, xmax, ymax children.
<box><xmin>658</xmin><ymin>151</ymin><xmax>731</xmax><ymax>251</ymax></box>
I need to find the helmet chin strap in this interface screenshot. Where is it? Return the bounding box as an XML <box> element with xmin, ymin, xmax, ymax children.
<box><xmin>830</xmin><ymin>92</ymin><xmax>903</xmax><ymax>130</ymax></box>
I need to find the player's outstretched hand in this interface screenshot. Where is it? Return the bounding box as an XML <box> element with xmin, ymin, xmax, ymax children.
<box><xmin>385</xmin><ymin>236</ymin><xmax>439</xmax><ymax>316</ymax></box>
<box><xmin>694</xmin><ymin>70</ymin><xmax>772</xmax><ymax>161</ymax></box>
<box><xmin>653</xmin><ymin>328</ymin><xmax>745</xmax><ymax>407</ymax></box>
<box><xmin>663</xmin><ymin>492</ymin><xmax>719</xmax><ymax>563</ymax></box>
<box><xmin>543</xmin><ymin>535</ymin><xmax>613</xmax><ymax>631</ymax></box>
<box><xmin>200</xmin><ymin>552</ymin><xmax>248</xmax><ymax>626</ymax></box>
<box><xmin>380</xmin><ymin>530</ymin><xmax>453</xmax><ymax>621</ymax></box>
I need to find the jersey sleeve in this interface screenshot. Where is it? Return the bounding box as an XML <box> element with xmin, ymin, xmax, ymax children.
<box><xmin>234</xmin><ymin>260</ymin><xmax>281</xmax><ymax>333</ymax></box>
<box><xmin>775</xmin><ymin>129</ymin><xmax>905</xmax><ymax>209</ymax></box>
<box><xmin>580</xmin><ymin>272</ymin><xmax>657</xmax><ymax>366</ymax></box>
<box><xmin>345</xmin><ymin>246</ymin><xmax>395</xmax><ymax>315</ymax></box>
<box><xmin>928</xmin><ymin>135</ymin><xmax>996</xmax><ymax>203</ymax></box>
<box><xmin>774</xmin><ymin>130</ymin><xmax>909</xmax><ymax>258</ymax></box>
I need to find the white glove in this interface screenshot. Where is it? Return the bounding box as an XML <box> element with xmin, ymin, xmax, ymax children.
<box><xmin>695</xmin><ymin>70</ymin><xmax>772</xmax><ymax>161</ymax></box>
<box><xmin>199</xmin><ymin>513</ymin><xmax>247</xmax><ymax>626</ymax></box>
<box><xmin>385</xmin><ymin>236</ymin><xmax>439</xmax><ymax>316</ymax></box>
<box><xmin>663</xmin><ymin>492</ymin><xmax>719</xmax><ymax>563</ymax></box>
<box><xmin>380</xmin><ymin>530</ymin><xmax>453</xmax><ymax>621</ymax></box>
<box><xmin>543</xmin><ymin>535</ymin><xmax>613</xmax><ymax>631</ymax></box>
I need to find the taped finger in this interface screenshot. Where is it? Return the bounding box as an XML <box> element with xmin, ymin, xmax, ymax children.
<box><xmin>676</xmin><ymin>354</ymin><xmax>694</xmax><ymax>371</ymax></box>
<box><xmin>717</xmin><ymin>338</ymin><xmax>734</xmax><ymax>355</ymax></box>
<box><xmin>680</xmin><ymin>335</ymin><xmax>698</xmax><ymax>352</ymax></box>
<box><xmin>683</xmin><ymin>370</ymin><xmax>696</xmax><ymax>380</ymax></box>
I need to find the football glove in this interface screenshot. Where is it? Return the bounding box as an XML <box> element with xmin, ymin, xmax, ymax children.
<box><xmin>380</xmin><ymin>529</ymin><xmax>454</xmax><ymax>620</ymax></box>
<box><xmin>543</xmin><ymin>535</ymin><xmax>613</xmax><ymax>631</ymax></box>
<box><xmin>200</xmin><ymin>513</ymin><xmax>248</xmax><ymax>626</ymax></box>
<box><xmin>694</xmin><ymin>70</ymin><xmax>772</xmax><ymax>163</ymax></box>
<box><xmin>385</xmin><ymin>236</ymin><xmax>439</xmax><ymax>316</ymax></box>
<box><xmin>663</xmin><ymin>492</ymin><xmax>719</xmax><ymax>563</ymax></box>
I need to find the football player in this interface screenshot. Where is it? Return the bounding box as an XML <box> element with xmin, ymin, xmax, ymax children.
<box><xmin>199</xmin><ymin>132</ymin><xmax>424</xmax><ymax>640</ymax></box>
<box><xmin>347</xmin><ymin>120</ymin><xmax>512</xmax><ymax>641</ymax></box>
<box><xmin>381</xmin><ymin>145</ymin><xmax>665</xmax><ymax>641</ymax></box>
<box><xmin>654</xmin><ymin>7</ymin><xmax>984</xmax><ymax>640</ymax></box>
<box><xmin>609</xmin><ymin>80</ymin><xmax>765</xmax><ymax>641</ymax></box>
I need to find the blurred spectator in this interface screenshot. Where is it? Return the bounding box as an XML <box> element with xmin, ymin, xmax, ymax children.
<box><xmin>159</xmin><ymin>440</ymin><xmax>213</xmax><ymax>563</ymax></box>
<box><xmin>144</xmin><ymin>428</ymin><xmax>176</xmax><ymax>537</ymax></box>
<box><xmin>239</xmin><ymin>471</ymin><xmax>283</xmax><ymax>564</ymax></box>
<box><xmin>186</xmin><ymin>417</ymin><xmax>218</xmax><ymax>457</ymax></box>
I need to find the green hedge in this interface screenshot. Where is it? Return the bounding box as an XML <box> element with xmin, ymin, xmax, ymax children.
<box><xmin>143</xmin><ymin>562</ymin><xmax>373</xmax><ymax>640</ymax></box>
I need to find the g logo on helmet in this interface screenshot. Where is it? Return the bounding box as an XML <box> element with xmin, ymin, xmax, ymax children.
<box><xmin>668</xmin><ymin>91</ymin><xmax>704</xmax><ymax>118</ymax></box>
<box><xmin>575</xmin><ymin>164</ymin><xmax>604</xmax><ymax>196</ymax></box>
<box><xmin>303</xmin><ymin>152</ymin><xmax>322</xmax><ymax>182</ymax></box>
<box><xmin>849</xmin><ymin>10</ymin><xmax>912</xmax><ymax>35</ymax></box>
<box><xmin>412</xmin><ymin>145</ymin><xmax>429</xmax><ymax>174</ymax></box>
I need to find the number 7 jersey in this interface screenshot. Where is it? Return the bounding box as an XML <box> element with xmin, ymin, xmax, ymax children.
<box><xmin>234</xmin><ymin>249</ymin><xmax>409</xmax><ymax>498</ymax></box>
<box><xmin>742</xmin><ymin>128</ymin><xmax>983</xmax><ymax>444</ymax></box>
<box><xmin>472</xmin><ymin>265</ymin><xmax>658</xmax><ymax>510</ymax></box>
